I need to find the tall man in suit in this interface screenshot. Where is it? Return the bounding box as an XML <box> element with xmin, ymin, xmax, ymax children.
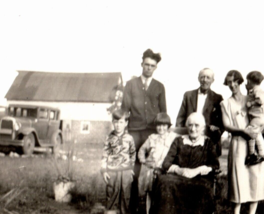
<box><xmin>122</xmin><ymin>49</ymin><xmax>166</xmax><ymax>213</ymax></box>
<box><xmin>176</xmin><ymin>68</ymin><xmax>223</xmax><ymax>156</ymax></box>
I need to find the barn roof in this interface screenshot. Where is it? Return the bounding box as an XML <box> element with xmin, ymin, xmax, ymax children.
<box><xmin>5</xmin><ymin>71</ymin><xmax>122</xmax><ymax>103</ymax></box>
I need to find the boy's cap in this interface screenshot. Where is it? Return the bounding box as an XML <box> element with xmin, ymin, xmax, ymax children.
<box><xmin>155</xmin><ymin>112</ymin><xmax>172</xmax><ymax>126</ymax></box>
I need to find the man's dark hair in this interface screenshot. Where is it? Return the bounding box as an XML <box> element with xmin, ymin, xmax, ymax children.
<box><xmin>112</xmin><ymin>109</ymin><xmax>130</xmax><ymax>121</ymax></box>
<box><xmin>246</xmin><ymin>71</ymin><xmax>264</xmax><ymax>85</ymax></box>
<box><xmin>142</xmin><ymin>49</ymin><xmax>161</xmax><ymax>63</ymax></box>
<box><xmin>224</xmin><ymin>70</ymin><xmax>244</xmax><ymax>86</ymax></box>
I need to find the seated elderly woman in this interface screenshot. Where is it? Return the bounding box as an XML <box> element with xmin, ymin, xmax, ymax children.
<box><xmin>149</xmin><ymin>112</ymin><xmax>220</xmax><ymax>214</ymax></box>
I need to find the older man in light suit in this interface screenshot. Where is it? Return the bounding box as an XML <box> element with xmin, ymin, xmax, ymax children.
<box><xmin>176</xmin><ymin>68</ymin><xmax>224</xmax><ymax>156</ymax></box>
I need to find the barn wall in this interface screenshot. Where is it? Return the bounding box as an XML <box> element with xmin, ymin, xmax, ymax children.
<box><xmin>65</xmin><ymin>120</ymin><xmax>113</xmax><ymax>144</ymax></box>
<box><xmin>7</xmin><ymin>101</ymin><xmax>113</xmax><ymax>121</ymax></box>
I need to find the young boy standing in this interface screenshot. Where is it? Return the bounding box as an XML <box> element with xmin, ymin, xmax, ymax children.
<box><xmin>101</xmin><ymin>109</ymin><xmax>136</xmax><ymax>214</ymax></box>
<box><xmin>245</xmin><ymin>71</ymin><xmax>264</xmax><ymax>165</ymax></box>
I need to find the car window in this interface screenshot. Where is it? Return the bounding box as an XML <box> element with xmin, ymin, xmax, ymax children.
<box><xmin>22</xmin><ymin>109</ymin><xmax>27</xmax><ymax>117</ymax></box>
<box><xmin>8</xmin><ymin>107</ymin><xmax>14</xmax><ymax>116</ymax></box>
<box><xmin>28</xmin><ymin>109</ymin><xmax>37</xmax><ymax>118</ymax></box>
<box><xmin>39</xmin><ymin>109</ymin><xmax>48</xmax><ymax>119</ymax></box>
<box><xmin>56</xmin><ymin>111</ymin><xmax>60</xmax><ymax>120</ymax></box>
<box><xmin>16</xmin><ymin>108</ymin><xmax>21</xmax><ymax>117</ymax></box>
<box><xmin>50</xmin><ymin>111</ymin><xmax>55</xmax><ymax>120</ymax></box>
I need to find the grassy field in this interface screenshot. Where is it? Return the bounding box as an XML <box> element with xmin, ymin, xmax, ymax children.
<box><xmin>0</xmin><ymin>143</ymin><xmax>263</xmax><ymax>214</ymax></box>
<box><xmin>0</xmin><ymin>143</ymin><xmax>106</xmax><ymax>214</ymax></box>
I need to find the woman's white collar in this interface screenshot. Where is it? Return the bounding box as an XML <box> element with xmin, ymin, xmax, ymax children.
<box><xmin>182</xmin><ymin>135</ymin><xmax>205</xmax><ymax>147</ymax></box>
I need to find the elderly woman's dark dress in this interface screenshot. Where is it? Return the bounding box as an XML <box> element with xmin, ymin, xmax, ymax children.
<box><xmin>150</xmin><ymin>135</ymin><xmax>219</xmax><ymax>214</ymax></box>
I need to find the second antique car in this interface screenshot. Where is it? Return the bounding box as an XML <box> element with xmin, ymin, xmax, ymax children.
<box><xmin>0</xmin><ymin>104</ymin><xmax>63</xmax><ymax>155</ymax></box>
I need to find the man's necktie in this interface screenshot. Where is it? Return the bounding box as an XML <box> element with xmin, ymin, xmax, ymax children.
<box><xmin>144</xmin><ymin>81</ymin><xmax>148</xmax><ymax>91</ymax></box>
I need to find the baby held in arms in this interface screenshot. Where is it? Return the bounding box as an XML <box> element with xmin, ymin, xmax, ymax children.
<box><xmin>245</xmin><ymin>71</ymin><xmax>264</xmax><ymax>166</ymax></box>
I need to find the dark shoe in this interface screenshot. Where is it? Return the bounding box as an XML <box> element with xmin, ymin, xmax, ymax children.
<box><xmin>245</xmin><ymin>154</ymin><xmax>264</xmax><ymax>166</ymax></box>
<box><xmin>245</xmin><ymin>154</ymin><xmax>254</xmax><ymax>165</ymax></box>
<box><xmin>138</xmin><ymin>196</ymin><xmax>146</xmax><ymax>214</ymax></box>
<box><xmin>249</xmin><ymin>155</ymin><xmax>264</xmax><ymax>166</ymax></box>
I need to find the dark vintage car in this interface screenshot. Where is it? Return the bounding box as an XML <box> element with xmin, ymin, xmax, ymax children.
<box><xmin>0</xmin><ymin>105</ymin><xmax>63</xmax><ymax>155</ymax></box>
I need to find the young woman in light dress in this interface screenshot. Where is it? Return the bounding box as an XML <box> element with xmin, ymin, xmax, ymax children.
<box><xmin>221</xmin><ymin>70</ymin><xmax>264</xmax><ymax>214</ymax></box>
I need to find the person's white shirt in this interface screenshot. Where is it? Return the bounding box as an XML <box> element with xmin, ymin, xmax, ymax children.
<box><xmin>141</xmin><ymin>75</ymin><xmax>153</xmax><ymax>90</ymax></box>
<box><xmin>196</xmin><ymin>89</ymin><xmax>207</xmax><ymax>114</ymax></box>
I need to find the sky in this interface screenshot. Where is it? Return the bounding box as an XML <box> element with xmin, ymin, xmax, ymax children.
<box><xmin>1</xmin><ymin>1</ymin><xmax>264</xmax><ymax>124</ymax></box>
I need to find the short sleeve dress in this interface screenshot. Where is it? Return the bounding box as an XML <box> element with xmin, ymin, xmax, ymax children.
<box><xmin>221</xmin><ymin>96</ymin><xmax>264</xmax><ymax>203</ymax></box>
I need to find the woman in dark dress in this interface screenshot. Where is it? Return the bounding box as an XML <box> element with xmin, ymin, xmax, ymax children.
<box><xmin>150</xmin><ymin>112</ymin><xmax>219</xmax><ymax>214</ymax></box>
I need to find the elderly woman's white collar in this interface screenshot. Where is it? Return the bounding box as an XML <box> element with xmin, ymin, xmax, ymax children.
<box><xmin>182</xmin><ymin>135</ymin><xmax>206</xmax><ymax>147</ymax></box>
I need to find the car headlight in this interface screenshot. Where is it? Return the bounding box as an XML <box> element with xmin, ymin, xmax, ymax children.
<box><xmin>13</xmin><ymin>121</ymin><xmax>21</xmax><ymax>131</ymax></box>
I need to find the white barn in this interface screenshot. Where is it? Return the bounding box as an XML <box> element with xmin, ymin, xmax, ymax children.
<box><xmin>5</xmin><ymin>71</ymin><xmax>123</xmax><ymax>144</ymax></box>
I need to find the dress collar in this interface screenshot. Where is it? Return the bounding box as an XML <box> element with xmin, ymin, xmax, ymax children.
<box><xmin>182</xmin><ymin>135</ymin><xmax>205</xmax><ymax>147</ymax></box>
<box><xmin>157</xmin><ymin>132</ymin><xmax>169</xmax><ymax>140</ymax></box>
<box><xmin>111</xmin><ymin>129</ymin><xmax>127</xmax><ymax>137</ymax></box>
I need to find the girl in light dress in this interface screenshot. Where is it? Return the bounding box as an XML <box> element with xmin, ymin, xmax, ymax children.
<box><xmin>138</xmin><ymin>112</ymin><xmax>177</xmax><ymax>214</ymax></box>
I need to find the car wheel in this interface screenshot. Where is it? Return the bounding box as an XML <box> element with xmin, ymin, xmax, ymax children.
<box><xmin>52</xmin><ymin>134</ymin><xmax>62</xmax><ymax>157</ymax></box>
<box><xmin>23</xmin><ymin>133</ymin><xmax>35</xmax><ymax>155</ymax></box>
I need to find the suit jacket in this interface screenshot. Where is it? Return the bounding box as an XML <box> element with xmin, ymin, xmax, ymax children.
<box><xmin>176</xmin><ymin>88</ymin><xmax>224</xmax><ymax>156</ymax></box>
<box><xmin>122</xmin><ymin>77</ymin><xmax>166</xmax><ymax>131</ymax></box>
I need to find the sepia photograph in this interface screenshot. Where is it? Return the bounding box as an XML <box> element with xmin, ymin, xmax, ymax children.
<box><xmin>0</xmin><ymin>1</ymin><xmax>264</xmax><ymax>213</ymax></box>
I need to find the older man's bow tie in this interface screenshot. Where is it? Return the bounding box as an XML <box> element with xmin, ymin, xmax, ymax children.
<box><xmin>199</xmin><ymin>90</ymin><xmax>207</xmax><ymax>95</ymax></box>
